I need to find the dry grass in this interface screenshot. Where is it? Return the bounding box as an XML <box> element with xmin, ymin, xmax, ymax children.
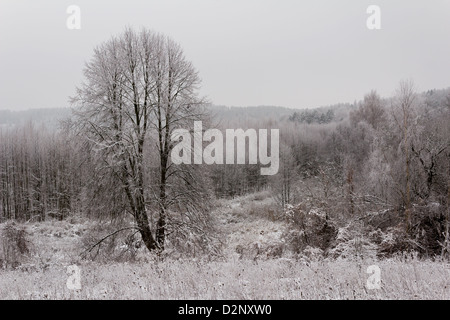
<box><xmin>0</xmin><ymin>257</ymin><xmax>448</xmax><ymax>300</ymax></box>
<box><xmin>0</xmin><ymin>194</ymin><xmax>449</xmax><ymax>300</ymax></box>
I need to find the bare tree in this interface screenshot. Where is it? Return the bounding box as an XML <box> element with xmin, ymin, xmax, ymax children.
<box><xmin>271</xmin><ymin>144</ymin><xmax>298</xmax><ymax>208</ymax></box>
<box><xmin>392</xmin><ymin>79</ymin><xmax>417</xmax><ymax>232</ymax></box>
<box><xmin>350</xmin><ymin>90</ymin><xmax>386</xmax><ymax>130</ymax></box>
<box><xmin>70</xmin><ymin>28</ymin><xmax>206</xmax><ymax>253</ymax></box>
<box><xmin>150</xmin><ymin>35</ymin><xmax>208</xmax><ymax>250</ymax></box>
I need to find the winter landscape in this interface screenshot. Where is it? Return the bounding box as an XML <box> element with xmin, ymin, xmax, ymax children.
<box><xmin>0</xmin><ymin>1</ymin><xmax>449</xmax><ymax>301</ymax></box>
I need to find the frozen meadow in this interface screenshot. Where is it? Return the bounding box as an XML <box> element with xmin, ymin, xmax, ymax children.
<box><xmin>1</xmin><ymin>194</ymin><xmax>449</xmax><ymax>300</ymax></box>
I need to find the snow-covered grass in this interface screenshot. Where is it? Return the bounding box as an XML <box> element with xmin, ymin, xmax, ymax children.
<box><xmin>0</xmin><ymin>257</ymin><xmax>449</xmax><ymax>299</ymax></box>
<box><xmin>213</xmin><ymin>191</ymin><xmax>286</xmax><ymax>258</ymax></box>
<box><xmin>1</xmin><ymin>193</ymin><xmax>449</xmax><ymax>300</ymax></box>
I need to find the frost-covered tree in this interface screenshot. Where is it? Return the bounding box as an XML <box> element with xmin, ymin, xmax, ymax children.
<box><xmin>70</xmin><ymin>28</ymin><xmax>206</xmax><ymax>252</ymax></box>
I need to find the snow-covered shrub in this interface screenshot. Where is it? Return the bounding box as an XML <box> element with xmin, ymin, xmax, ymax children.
<box><xmin>282</xmin><ymin>203</ymin><xmax>337</xmax><ymax>255</ymax></box>
<box><xmin>376</xmin><ymin>225</ymin><xmax>419</xmax><ymax>258</ymax></box>
<box><xmin>0</xmin><ymin>221</ymin><xmax>31</xmax><ymax>269</ymax></box>
<box><xmin>366</xmin><ymin>203</ymin><xmax>447</xmax><ymax>258</ymax></box>
<box><xmin>328</xmin><ymin>224</ymin><xmax>378</xmax><ymax>260</ymax></box>
<box><xmin>80</xmin><ymin>220</ymin><xmax>141</xmax><ymax>262</ymax></box>
<box><xmin>163</xmin><ymin>209</ymin><xmax>223</xmax><ymax>260</ymax></box>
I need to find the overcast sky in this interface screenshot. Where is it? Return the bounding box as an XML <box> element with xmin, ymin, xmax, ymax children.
<box><xmin>0</xmin><ymin>0</ymin><xmax>449</xmax><ymax>110</ymax></box>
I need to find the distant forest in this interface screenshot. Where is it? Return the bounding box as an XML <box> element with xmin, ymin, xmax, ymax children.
<box><xmin>0</xmin><ymin>85</ymin><xmax>449</xmax><ymax>257</ymax></box>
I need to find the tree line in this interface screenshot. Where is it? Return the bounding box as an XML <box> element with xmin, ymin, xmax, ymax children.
<box><xmin>1</xmin><ymin>83</ymin><xmax>448</xmax><ymax>256</ymax></box>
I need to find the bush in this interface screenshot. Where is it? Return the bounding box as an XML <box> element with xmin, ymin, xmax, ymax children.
<box><xmin>328</xmin><ymin>224</ymin><xmax>378</xmax><ymax>260</ymax></box>
<box><xmin>282</xmin><ymin>204</ymin><xmax>337</xmax><ymax>255</ymax></box>
<box><xmin>80</xmin><ymin>220</ymin><xmax>142</xmax><ymax>262</ymax></box>
<box><xmin>376</xmin><ymin>225</ymin><xmax>419</xmax><ymax>258</ymax></box>
<box><xmin>0</xmin><ymin>222</ymin><xmax>31</xmax><ymax>269</ymax></box>
<box><xmin>365</xmin><ymin>203</ymin><xmax>448</xmax><ymax>258</ymax></box>
<box><xmin>162</xmin><ymin>209</ymin><xmax>223</xmax><ymax>260</ymax></box>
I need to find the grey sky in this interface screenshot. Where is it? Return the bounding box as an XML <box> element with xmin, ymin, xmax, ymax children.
<box><xmin>0</xmin><ymin>0</ymin><xmax>449</xmax><ymax>110</ymax></box>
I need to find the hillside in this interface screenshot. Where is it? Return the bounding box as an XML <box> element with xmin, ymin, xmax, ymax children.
<box><xmin>0</xmin><ymin>192</ymin><xmax>449</xmax><ymax>299</ymax></box>
<box><xmin>0</xmin><ymin>108</ymin><xmax>71</xmax><ymax>129</ymax></box>
<box><xmin>0</xmin><ymin>104</ymin><xmax>349</xmax><ymax>128</ymax></box>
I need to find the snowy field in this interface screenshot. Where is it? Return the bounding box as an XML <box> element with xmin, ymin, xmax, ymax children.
<box><xmin>1</xmin><ymin>194</ymin><xmax>449</xmax><ymax>300</ymax></box>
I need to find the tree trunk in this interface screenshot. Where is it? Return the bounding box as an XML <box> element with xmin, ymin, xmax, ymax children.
<box><xmin>156</xmin><ymin>154</ymin><xmax>168</xmax><ymax>250</ymax></box>
<box><xmin>137</xmin><ymin>209</ymin><xmax>158</xmax><ymax>252</ymax></box>
<box><xmin>135</xmin><ymin>189</ymin><xmax>158</xmax><ymax>251</ymax></box>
